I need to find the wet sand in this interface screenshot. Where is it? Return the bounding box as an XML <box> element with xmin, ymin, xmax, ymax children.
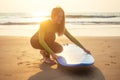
<box><xmin>0</xmin><ymin>36</ymin><xmax>120</xmax><ymax>80</ymax></box>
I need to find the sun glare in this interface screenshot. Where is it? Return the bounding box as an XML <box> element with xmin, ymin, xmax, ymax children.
<box><xmin>32</xmin><ymin>12</ymin><xmax>50</xmax><ymax>22</ymax></box>
<box><xmin>32</xmin><ymin>12</ymin><xmax>49</xmax><ymax>17</ymax></box>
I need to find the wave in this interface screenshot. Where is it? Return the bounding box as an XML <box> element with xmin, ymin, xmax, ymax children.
<box><xmin>66</xmin><ymin>12</ymin><xmax>120</xmax><ymax>18</ymax></box>
<box><xmin>0</xmin><ymin>12</ymin><xmax>120</xmax><ymax>18</ymax></box>
<box><xmin>0</xmin><ymin>12</ymin><xmax>120</xmax><ymax>25</ymax></box>
<box><xmin>67</xmin><ymin>21</ymin><xmax>120</xmax><ymax>25</ymax></box>
<box><xmin>66</xmin><ymin>15</ymin><xmax>118</xmax><ymax>18</ymax></box>
<box><xmin>0</xmin><ymin>22</ymin><xmax>40</xmax><ymax>25</ymax></box>
<box><xmin>1</xmin><ymin>21</ymin><xmax>120</xmax><ymax>25</ymax></box>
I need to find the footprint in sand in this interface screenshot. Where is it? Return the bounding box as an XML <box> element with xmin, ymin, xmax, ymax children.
<box><xmin>107</xmin><ymin>45</ymin><xmax>111</xmax><ymax>48</ymax></box>
<box><xmin>105</xmin><ymin>61</ymin><xmax>117</xmax><ymax>66</ymax></box>
<box><xmin>0</xmin><ymin>57</ymin><xmax>3</xmax><ymax>59</ymax></box>
<box><xmin>105</xmin><ymin>63</ymin><xmax>110</xmax><ymax>66</ymax></box>
<box><xmin>4</xmin><ymin>74</ymin><xmax>12</xmax><ymax>76</ymax></box>
<box><xmin>17</xmin><ymin>62</ymin><xmax>24</xmax><ymax>65</ymax></box>
<box><xmin>111</xmin><ymin>61</ymin><xmax>117</xmax><ymax>64</ymax></box>
<box><xmin>21</xmin><ymin>50</ymin><xmax>27</xmax><ymax>53</ymax></box>
<box><xmin>27</xmin><ymin>62</ymin><xmax>40</xmax><ymax>68</ymax></box>
<box><xmin>17</xmin><ymin>53</ymin><xmax>26</xmax><ymax>60</ymax></box>
<box><xmin>109</xmin><ymin>55</ymin><xmax>116</xmax><ymax>58</ymax></box>
<box><xmin>17</xmin><ymin>61</ymin><xmax>31</xmax><ymax>65</ymax></box>
<box><xmin>26</xmin><ymin>63</ymin><xmax>31</xmax><ymax>65</ymax></box>
<box><xmin>17</xmin><ymin>57</ymin><xmax>22</xmax><ymax>60</ymax></box>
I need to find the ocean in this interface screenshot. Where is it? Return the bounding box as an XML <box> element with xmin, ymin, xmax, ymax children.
<box><xmin>0</xmin><ymin>12</ymin><xmax>120</xmax><ymax>37</ymax></box>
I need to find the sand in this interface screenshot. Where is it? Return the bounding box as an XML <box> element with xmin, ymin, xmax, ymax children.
<box><xmin>0</xmin><ymin>36</ymin><xmax>120</xmax><ymax>80</ymax></box>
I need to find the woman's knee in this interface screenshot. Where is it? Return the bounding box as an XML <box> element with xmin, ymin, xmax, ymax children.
<box><xmin>52</xmin><ymin>43</ymin><xmax>63</xmax><ymax>53</ymax></box>
<box><xmin>30</xmin><ymin>36</ymin><xmax>41</xmax><ymax>49</ymax></box>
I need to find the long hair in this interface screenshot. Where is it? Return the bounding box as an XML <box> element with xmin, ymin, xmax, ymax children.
<box><xmin>51</xmin><ymin>7</ymin><xmax>65</xmax><ymax>36</ymax></box>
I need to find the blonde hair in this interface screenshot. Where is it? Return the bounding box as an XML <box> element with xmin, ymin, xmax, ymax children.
<box><xmin>51</xmin><ymin>7</ymin><xmax>65</xmax><ymax>36</ymax></box>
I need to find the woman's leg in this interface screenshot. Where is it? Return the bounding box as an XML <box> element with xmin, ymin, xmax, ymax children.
<box><xmin>30</xmin><ymin>32</ymin><xmax>62</xmax><ymax>64</ymax></box>
<box><xmin>48</xmin><ymin>42</ymin><xmax>63</xmax><ymax>53</ymax></box>
<box><xmin>40</xmin><ymin>42</ymin><xmax>63</xmax><ymax>64</ymax></box>
<box><xmin>30</xmin><ymin>32</ymin><xmax>43</xmax><ymax>49</ymax></box>
<box><xmin>30</xmin><ymin>32</ymin><xmax>53</xmax><ymax>64</ymax></box>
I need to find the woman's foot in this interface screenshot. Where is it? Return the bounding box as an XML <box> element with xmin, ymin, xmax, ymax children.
<box><xmin>44</xmin><ymin>58</ymin><xmax>56</xmax><ymax>65</ymax></box>
<box><xmin>40</xmin><ymin>50</ymin><xmax>56</xmax><ymax>65</ymax></box>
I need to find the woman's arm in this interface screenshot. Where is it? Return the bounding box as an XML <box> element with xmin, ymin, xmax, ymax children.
<box><xmin>64</xmin><ymin>28</ymin><xmax>86</xmax><ymax>49</ymax></box>
<box><xmin>64</xmin><ymin>28</ymin><xmax>91</xmax><ymax>54</ymax></box>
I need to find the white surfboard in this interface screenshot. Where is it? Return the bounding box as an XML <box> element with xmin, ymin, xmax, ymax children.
<box><xmin>56</xmin><ymin>44</ymin><xmax>94</xmax><ymax>67</ymax></box>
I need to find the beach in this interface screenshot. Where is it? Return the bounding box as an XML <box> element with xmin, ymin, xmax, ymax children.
<box><xmin>0</xmin><ymin>0</ymin><xmax>120</xmax><ymax>79</ymax></box>
<box><xmin>0</xmin><ymin>36</ymin><xmax>120</xmax><ymax>80</ymax></box>
<box><xmin>0</xmin><ymin>12</ymin><xmax>120</xmax><ymax>80</ymax></box>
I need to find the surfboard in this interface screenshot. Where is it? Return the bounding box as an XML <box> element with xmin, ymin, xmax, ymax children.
<box><xmin>56</xmin><ymin>44</ymin><xmax>94</xmax><ymax>67</ymax></box>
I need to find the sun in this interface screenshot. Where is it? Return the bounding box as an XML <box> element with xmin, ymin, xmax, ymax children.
<box><xmin>32</xmin><ymin>11</ymin><xmax>50</xmax><ymax>22</ymax></box>
<box><xmin>32</xmin><ymin>11</ymin><xmax>49</xmax><ymax>17</ymax></box>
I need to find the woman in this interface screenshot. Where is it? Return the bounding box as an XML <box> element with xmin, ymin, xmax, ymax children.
<box><xmin>31</xmin><ymin>7</ymin><xmax>90</xmax><ymax>64</ymax></box>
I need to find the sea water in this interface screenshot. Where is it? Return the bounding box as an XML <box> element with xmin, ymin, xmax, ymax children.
<box><xmin>0</xmin><ymin>12</ymin><xmax>120</xmax><ymax>37</ymax></box>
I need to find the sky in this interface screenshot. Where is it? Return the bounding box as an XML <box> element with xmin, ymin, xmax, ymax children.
<box><xmin>0</xmin><ymin>0</ymin><xmax>120</xmax><ymax>13</ymax></box>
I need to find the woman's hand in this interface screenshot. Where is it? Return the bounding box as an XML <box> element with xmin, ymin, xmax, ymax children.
<box><xmin>83</xmin><ymin>48</ymin><xmax>91</xmax><ymax>54</ymax></box>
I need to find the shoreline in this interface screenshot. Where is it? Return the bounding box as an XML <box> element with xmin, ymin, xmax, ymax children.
<box><xmin>1</xmin><ymin>24</ymin><xmax>120</xmax><ymax>37</ymax></box>
<box><xmin>0</xmin><ymin>36</ymin><xmax>120</xmax><ymax>80</ymax></box>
